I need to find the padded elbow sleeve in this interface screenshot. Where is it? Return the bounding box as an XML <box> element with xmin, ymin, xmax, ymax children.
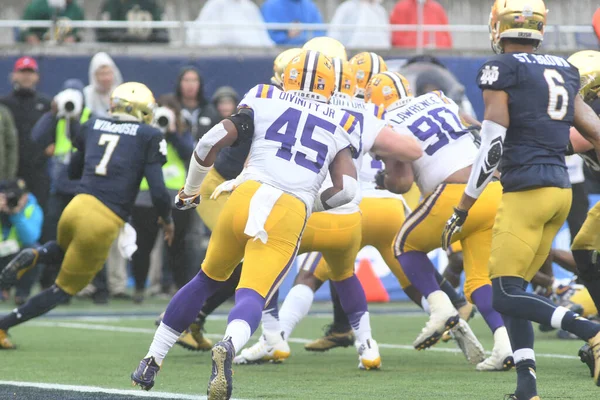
<box><xmin>465</xmin><ymin>120</ymin><xmax>506</xmax><ymax>199</ymax></box>
<box><xmin>195</xmin><ymin>123</ymin><xmax>228</xmax><ymax>162</ymax></box>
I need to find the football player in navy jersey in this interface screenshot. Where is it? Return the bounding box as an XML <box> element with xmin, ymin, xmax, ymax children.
<box><xmin>0</xmin><ymin>82</ymin><xmax>174</xmax><ymax>350</ymax></box>
<box><xmin>442</xmin><ymin>1</ymin><xmax>600</xmax><ymax>398</ymax></box>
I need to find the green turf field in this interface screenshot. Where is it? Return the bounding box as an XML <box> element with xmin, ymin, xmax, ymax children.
<box><xmin>0</xmin><ymin>299</ymin><xmax>596</xmax><ymax>400</ymax></box>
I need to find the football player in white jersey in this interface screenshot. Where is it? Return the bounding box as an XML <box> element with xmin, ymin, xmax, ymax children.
<box><xmin>367</xmin><ymin>71</ymin><xmax>513</xmax><ymax>371</ymax></box>
<box><xmin>231</xmin><ymin>55</ymin><xmax>423</xmax><ymax>366</ymax></box>
<box><xmin>131</xmin><ymin>50</ymin><xmax>363</xmax><ymax>399</ymax></box>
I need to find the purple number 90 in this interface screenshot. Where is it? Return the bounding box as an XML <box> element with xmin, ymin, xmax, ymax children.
<box><xmin>265</xmin><ymin>107</ymin><xmax>334</xmax><ymax>173</ymax></box>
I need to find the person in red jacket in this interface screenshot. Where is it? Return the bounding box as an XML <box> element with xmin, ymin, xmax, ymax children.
<box><xmin>390</xmin><ymin>0</ymin><xmax>452</xmax><ymax>48</ymax></box>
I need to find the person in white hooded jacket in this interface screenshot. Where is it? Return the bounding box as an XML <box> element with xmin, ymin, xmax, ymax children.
<box><xmin>83</xmin><ymin>52</ymin><xmax>123</xmax><ymax>118</ymax></box>
<box><xmin>328</xmin><ymin>0</ymin><xmax>391</xmax><ymax>49</ymax></box>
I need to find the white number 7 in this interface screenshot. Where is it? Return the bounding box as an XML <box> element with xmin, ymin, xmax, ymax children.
<box><xmin>95</xmin><ymin>134</ymin><xmax>120</xmax><ymax>176</ymax></box>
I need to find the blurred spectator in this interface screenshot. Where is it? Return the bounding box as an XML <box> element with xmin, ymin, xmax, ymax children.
<box><xmin>173</xmin><ymin>67</ymin><xmax>219</xmax><ymax>141</ymax></box>
<box><xmin>131</xmin><ymin>94</ymin><xmax>195</xmax><ymax>303</ymax></box>
<box><xmin>96</xmin><ymin>0</ymin><xmax>169</xmax><ymax>43</ymax></box>
<box><xmin>212</xmin><ymin>86</ymin><xmax>239</xmax><ymax>119</ymax></box>
<box><xmin>261</xmin><ymin>0</ymin><xmax>325</xmax><ymax>45</ymax></box>
<box><xmin>187</xmin><ymin>0</ymin><xmax>274</xmax><ymax>47</ymax></box>
<box><xmin>594</xmin><ymin>8</ymin><xmax>600</xmax><ymax>44</ymax></box>
<box><xmin>84</xmin><ymin>52</ymin><xmax>123</xmax><ymax>118</ymax></box>
<box><xmin>390</xmin><ymin>0</ymin><xmax>452</xmax><ymax>49</ymax></box>
<box><xmin>0</xmin><ymin>57</ymin><xmax>51</xmax><ymax>210</ymax></box>
<box><xmin>0</xmin><ymin>179</ymin><xmax>43</xmax><ymax>305</ymax></box>
<box><xmin>328</xmin><ymin>0</ymin><xmax>390</xmax><ymax>49</ymax></box>
<box><xmin>31</xmin><ymin>79</ymin><xmax>90</xmax><ymax>289</ymax></box>
<box><xmin>20</xmin><ymin>0</ymin><xmax>84</xmax><ymax>44</ymax></box>
<box><xmin>0</xmin><ymin>106</ymin><xmax>18</xmax><ymax>181</ymax></box>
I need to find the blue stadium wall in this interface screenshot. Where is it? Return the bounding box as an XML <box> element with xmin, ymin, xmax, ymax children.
<box><xmin>0</xmin><ymin>55</ymin><xmax>488</xmax><ymax>120</ymax></box>
<box><xmin>0</xmin><ymin>55</ymin><xmax>592</xmax><ymax>301</ymax></box>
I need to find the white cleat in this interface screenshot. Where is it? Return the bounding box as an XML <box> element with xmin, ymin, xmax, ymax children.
<box><xmin>357</xmin><ymin>339</ymin><xmax>381</xmax><ymax>370</ymax></box>
<box><xmin>413</xmin><ymin>291</ymin><xmax>460</xmax><ymax>350</ymax></box>
<box><xmin>476</xmin><ymin>326</ymin><xmax>514</xmax><ymax>371</ymax></box>
<box><xmin>233</xmin><ymin>331</ymin><xmax>290</xmax><ymax>365</ymax></box>
<box><xmin>449</xmin><ymin>319</ymin><xmax>486</xmax><ymax>365</ymax></box>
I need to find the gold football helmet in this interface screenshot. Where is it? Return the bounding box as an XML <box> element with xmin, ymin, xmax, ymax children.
<box><xmin>332</xmin><ymin>57</ymin><xmax>357</xmax><ymax>98</ymax></box>
<box><xmin>110</xmin><ymin>82</ymin><xmax>156</xmax><ymax>124</ymax></box>
<box><xmin>568</xmin><ymin>50</ymin><xmax>600</xmax><ymax>104</ymax></box>
<box><xmin>283</xmin><ymin>50</ymin><xmax>335</xmax><ymax>103</ymax></box>
<box><xmin>303</xmin><ymin>37</ymin><xmax>347</xmax><ymax>61</ymax></box>
<box><xmin>489</xmin><ymin>0</ymin><xmax>547</xmax><ymax>54</ymax></box>
<box><xmin>271</xmin><ymin>48</ymin><xmax>303</xmax><ymax>87</ymax></box>
<box><xmin>349</xmin><ymin>52</ymin><xmax>387</xmax><ymax>97</ymax></box>
<box><xmin>365</xmin><ymin>72</ymin><xmax>413</xmax><ymax>111</ymax></box>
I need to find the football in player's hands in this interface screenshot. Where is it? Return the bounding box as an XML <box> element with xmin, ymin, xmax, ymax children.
<box><xmin>174</xmin><ymin>189</ymin><xmax>200</xmax><ymax>210</ymax></box>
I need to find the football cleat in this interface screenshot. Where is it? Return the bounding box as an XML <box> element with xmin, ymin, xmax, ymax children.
<box><xmin>413</xmin><ymin>291</ymin><xmax>460</xmax><ymax>350</ymax></box>
<box><xmin>0</xmin><ymin>248</ymin><xmax>39</xmax><ymax>289</ymax></box>
<box><xmin>442</xmin><ymin>302</ymin><xmax>475</xmax><ymax>343</ymax></box>
<box><xmin>0</xmin><ymin>329</ymin><xmax>16</xmax><ymax>350</ymax></box>
<box><xmin>357</xmin><ymin>339</ymin><xmax>381</xmax><ymax>370</ymax></box>
<box><xmin>450</xmin><ymin>319</ymin><xmax>486</xmax><ymax>365</ymax></box>
<box><xmin>587</xmin><ymin>331</ymin><xmax>600</xmax><ymax>386</ymax></box>
<box><xmin>131</xmin><ymin>356</ymin><xmax>161</xmax><ymax>391</ymax></box>
<box><xmin>233</xmin><ymin>331</ymin><xmax>290</xmax><ymax>364</ymax></box>
<box><xmin>504</xmin><ymin>395</ymin><xmax>540</xmax><ymax>400</ymax></box>
<box><xmin>189</xmin><ymin>317</ymin><xmax>213</xmax><ymax>351</ymax></box>
<box><xmin>477</xmin><ymin>326</ymin><xmax>514</xmax><ymax>371</ymax></box>
<box><xmin>579</xmin><ymin>343</ymin><xmax>595</xmax><ymax>378</ymax></box>
<box><xmin>207</xmin><ymin>339</ymin><xmax>235</xmax><ymax>400</ymax></box>
<box><xmin>304</xmin><ymin>324</ymin><xmax>355</xmax><ymax>352</ymax></box>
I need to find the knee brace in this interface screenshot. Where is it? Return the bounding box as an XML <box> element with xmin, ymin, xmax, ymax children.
<box><xmin>491</xmin><ymin>277</ymin><xmax>527</xmax><ymax>316</ymax></box>
<box><xmin>573</xmin><ymin>250</ymin><xmax>600</xmax><ymax>282</ymax></box>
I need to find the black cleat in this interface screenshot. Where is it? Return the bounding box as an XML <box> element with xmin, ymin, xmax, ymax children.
<box><xmin>131</xmin><ymin>356</ymin><xmax>161</xmax><ymax>391</ymax></box>
<box><xmin>304</xmin><ymin>324</ymin><xmax>355</xmax><ymax>352</ymax></box>
<box><xmin>0</xmin><ymin>249</ymin><xmax>38</xmax><ymax>290</ymax></box>
<box><xmin>207</xmin><ymin>339</ymin><xmax>235</xmax><ymax>400</ymax></box>
<box><xmin>580</xmin><ymin>343</ymin><xmax>595</xmax><ymax>378</ymax></box>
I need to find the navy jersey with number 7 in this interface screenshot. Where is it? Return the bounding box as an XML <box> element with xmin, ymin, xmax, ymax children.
<box><xmin>71</xmin><ymin>116</ymin><xmax>170</xmax><ymax>221</ymax></box>
<box><xmin>477</xmin><ymin>52</ymin><xmax>580</xmax><ymax>192</ymax></box>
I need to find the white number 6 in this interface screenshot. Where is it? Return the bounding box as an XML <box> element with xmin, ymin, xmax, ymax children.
<box><xmin>544</xmin><ymin>69</ymin><xmax>569</xmax><ymax>121</ymax></box>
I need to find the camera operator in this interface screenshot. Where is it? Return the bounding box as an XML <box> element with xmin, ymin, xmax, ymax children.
<box><xmin>30</xmin><ymin>79</ymin><xmax>111</xmax><ymax>302</ymax></box>
<box><xmin>0</xmin><ymin>179</ymin><xmax>43</xmax><ymax>305</ymax></box>
<box><xmin>130</xmin><ymin>94</ymin><xmax>195</xmax><ymax>303</ymax></box>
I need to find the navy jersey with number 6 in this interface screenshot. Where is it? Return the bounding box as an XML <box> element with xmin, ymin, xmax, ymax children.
<box><xmin>477</xmin><ymin>52</ymin><xmax>580</xmax><ymax>192</ymax></box>
<box><xmin>72</xmin><ymin>117</ymin><xmax>170</xmax><ymax>221</ymax></box>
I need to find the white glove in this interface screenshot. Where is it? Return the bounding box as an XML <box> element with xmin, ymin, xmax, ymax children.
<box><xmin>210</xmin><ymin>175</ymin><xmax>244</xmax><ymax>200</ymax></box>
<box><xmin>117</xmin><ymin>223</ymin><xmax>138</xmax><ymax>260</ymax></box>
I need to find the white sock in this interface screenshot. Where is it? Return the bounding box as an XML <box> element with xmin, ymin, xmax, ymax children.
<box><xmin>224</xmin><ymin>319</ymin><xmax>252</xmax><ymax>354</ymax></box>
<box><xmin>354</xmin><ymin>312</ymin><xmax>373</xmax><ymax>344</ymax></box>
<box><xmin>146</xmin><ymin>322</ymin><xmax>181</xmax><ymax>365</ymax></box>
<box><xmin>279</xmin><ymin>284</ymin><xmax>314</xmax><ymax>340</ymax></box>
<box><xmin>550</xmin><ymin>306</ymin><xmax>569</xmax><ymax>329</ymax></box>
<box><xmin>513</xmin><ymin>348</ymin><xmax>535</xmax><ymax>363</ymax></box>
<box><xmin>261</xmin><ymin>308</ymin><xmax>282</xmax><ymax>333</ymax></box>
<box><xmin>421</xmin><ymin>297</ymin><xmax>430</xmax><ymax>314</ymax></box>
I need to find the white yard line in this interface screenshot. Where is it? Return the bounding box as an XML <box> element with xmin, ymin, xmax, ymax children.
<box><xmin>30</xmin><ymin>320</ymin><xmax>581</xmax><ymax>360</ymax></box>
<box><xmin>0</xmin><ymin>380</ymin><xmax>245</xmax><ymax>399</ymax></box>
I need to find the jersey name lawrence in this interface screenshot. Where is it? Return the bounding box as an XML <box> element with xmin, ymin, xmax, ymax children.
<box><xmin>386</xmin><ymin>91</ymin><xmax>476</xmax><ymax>195</ymax></box>
<box><xmin>477</xmin><ymin>53</ymin><xmax>580</xmax><ymax>192</ymax></box>
<box><xmin>239</xmin><ymin>85</ymin><xmax>361</xmax><ymax>210</ymax></box>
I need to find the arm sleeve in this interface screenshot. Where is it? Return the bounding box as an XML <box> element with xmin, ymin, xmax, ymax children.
<box><xmin>3</xmin><ymin>107</ymin><xmax>18</xmax><ymax>178</ymax></box>
<box><xmin>30</xmin><ymin>112</ymin><xmax>57</xmax><ymax>148</ymax></box>
<box><xmin>10</xmin><ymin>198</ymin><xmax>43</xmax><ymax>246</ymax></box>
<box><xmin>477</xmin><ymin>59</ymin><xmax>517</xmax><ymax>91</ymax></box>
<box><xmin>144</xmin><ymin>162</ymin><xmax>172</xmax><ymax>222</ymax></box>
<box><xmin>168</xmin><ymin>131</ymin><xmax>195</xmax><ymax>162</ymax></box>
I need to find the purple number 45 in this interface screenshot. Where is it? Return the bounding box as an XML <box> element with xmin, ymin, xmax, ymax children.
<box><xmin>265</xmin><ymin>107</ymin><xmax>335</xmax><ymax>173</ymax></box>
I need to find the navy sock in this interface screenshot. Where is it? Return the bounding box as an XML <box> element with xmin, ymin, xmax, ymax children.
<box><xmin>0</xmin><ymin>285</ymin><xmax>71</xmax><ymax>331</ymax></box>
<box><xmin>561</xmin><ymin>311</ymin><xmax>600</xmax><ymax>340</ymax></box>
<box><xmin>492</xmin><ymin>277</ymin><xmax>556</xmax><ymax>325</ymax></box>
<box><xmin>330</xmin><ymin>281</ymin><xmax>351</xmax><ymax>331</ymax></box>
<box><xmin>37</xmin><ymin>241</ymin><xmax>65</xmax><ymax>265</ymax></box>
<box><xmin>515</xmin><ymin>359</ymin><xmax>538</xmax><ymax>399</ymax></box>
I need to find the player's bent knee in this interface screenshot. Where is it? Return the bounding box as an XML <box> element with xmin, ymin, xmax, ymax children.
<box><xmin>573</xmin><ymin>250</ymin><xmax>600</xmax><ymax>282</ymax></box>
<box><xmin>491</xmin><ymin>277</ymin><xmax>526</xmax><ymax>316</ymax></box>
<box><xmin>294</xmin><ymin>270</ymin><xmax>323</xmax><ymax>291</ymax></box>
<box><xmin>464</xmin><ymin>278</ymin><xmax>492</xmax><ymax>304</ymax></box>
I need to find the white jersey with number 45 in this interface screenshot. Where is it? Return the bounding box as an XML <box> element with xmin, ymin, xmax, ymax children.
<box><xmin>239</xmin><ymin>84</ymin><xmax>361</xmax><ymax>210</ymax></box>
<box><xmin>385</xmin><ymin>91</ymin><xmax>477</xmax><ymax>195</ymax></box>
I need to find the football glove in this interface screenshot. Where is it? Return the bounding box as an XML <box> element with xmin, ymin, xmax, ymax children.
<box><xmin>374</xmin><ymin>169</ymin><xmax>386</xmax><ymax>190</ymax></box>
<box><xmin>210</xmin><ymin>175</ymin><xmax>244</xmax><ymax>200</ymax></box>
<box><xmin>441</xmin><ymin>207</ymin><xmax>468</xmax><ymax>251</ymax></box>
<box><xmin>174</xmin><ymin>188</ymin><xmax>200</xmax><ymax>210</ymax></box>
